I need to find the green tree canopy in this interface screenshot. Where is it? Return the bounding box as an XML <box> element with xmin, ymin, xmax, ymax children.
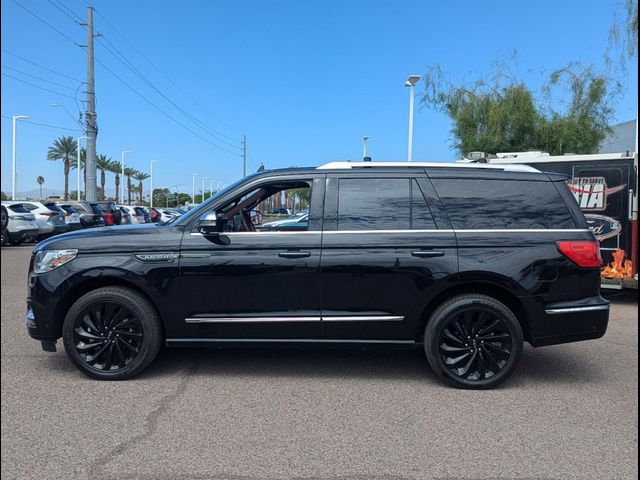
<box><xmin>420</xmin><ymin>59</ymin><xmax>623</xmax><ymax>157</ymax></box>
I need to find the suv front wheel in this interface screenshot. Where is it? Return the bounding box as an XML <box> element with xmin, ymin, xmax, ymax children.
<box><xmin>424</xmin><ymin>294</ymin><xmax>523</xmax><ymax>389</ymax></box>
<box><xmin>62</xmin><ymin>286</ymin><xmax>163</xmax><ymax>380</ymax></box>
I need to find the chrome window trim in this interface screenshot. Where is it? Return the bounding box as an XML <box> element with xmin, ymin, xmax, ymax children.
<box><xmin>545</xmin><ymin>304</ymin><xmax>610</xmax><ymax>315</ymax></box>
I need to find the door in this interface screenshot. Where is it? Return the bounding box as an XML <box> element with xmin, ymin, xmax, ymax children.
<box><xmin>320</xmin><ymin>173</ymin><xmax>457</xmax><ymax>340</ymax></box>
<box><xmin>179</xmin><ymin>175</ymin><xmax>325</xmax><ymax>339</ymax></box>
<box><xmin>571</xmin><ymin>163</ymin><xmax>631</xmax><ymax>265</ymax></box>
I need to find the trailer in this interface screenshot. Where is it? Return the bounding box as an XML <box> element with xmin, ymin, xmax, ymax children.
<box><xmin>461</xmin><ymin>151</ymin><xmax>638</xmax><ymax>290</ymax></box>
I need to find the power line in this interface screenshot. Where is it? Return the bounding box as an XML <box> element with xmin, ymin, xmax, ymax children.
<box><xmin>1</xmin><ymin>65</ymin><xmax>79</xmax><ymax>91</ymax></box>
<box><xmin>96</xmin><ymin>35</ymin><xmax>244</xmax><ymax>150</ymax></box>
<box><xmin>2</xmin><ymin>73</ymin><xmax>76</xmax><ymax>99</ymax></box>
<box><xmin>1</xmin><ymin>114</ymin><xmax>83</xmax><ymax>132</ymax></box>
<box><xmin>48</xmin><ymin>0</ymin><xmax>84</xmax><ymax>24</ymax></box>
<box><xmin>95</xmin><ymin>58</ymin><xmax>242</xmax><ymax>156</ymax></box>
<box><xmin>1</xmin><ymin>49</ymin><xmax>83</xmax><ymax>82</ymax></box>
<box><xmin>91</xmin><ymin>5</ymin><xmax>244</xmax><ymax>141</ymax></box>
<box><xmin>46</xmin><ymin>0</ymin><xmax>83</xmax><ymax>26</ymax></box>
<box><xmin>10</xmin><ymin>0</ymin><xmax>80</xmax><ymax>46</ymax></box>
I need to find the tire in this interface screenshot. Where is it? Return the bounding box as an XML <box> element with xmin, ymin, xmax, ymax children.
<box><xmin>0</xmin><ymin>229</ymin><xmax>7</xmax><ymax>247</ymax></box>
<box><xmin>424</xmin><ymin>294</ymin><xmax>523</xmax><ymax>389</ymax></box>
<box><xmin>62</xmin><ymin>286</ymin><xmax>163</xmax><ymax>380</ymax></box>
<box><xmin>1</xmin><ymin>205</ymin><xmax>8</xmax><ymax>231</ymax></box>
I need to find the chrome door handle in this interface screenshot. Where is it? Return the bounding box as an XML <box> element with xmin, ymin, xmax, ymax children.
<box><xmin>412</xmin><ymin>250</ymin><xmax>445</xmax><ymax>258</ymax></box>
<box><xmin>278</xmin><ymin>251</ymin><xmax>311</xmax><ymax>259</ymax></box>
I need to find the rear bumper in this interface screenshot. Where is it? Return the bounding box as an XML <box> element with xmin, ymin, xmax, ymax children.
<box><xmin>531</xmin><ymin>296</ymin><xmax>610</xmax><ymax>347</ymax></box>
<box><xmin>66</xmin><ymin>223</ymin><xmax>83</xmax><ymax>231</ymax></box>
<box><xmin>8</xmin><ymin>229</ymin><xmax>38</xmax><ymax>242</ymax></box>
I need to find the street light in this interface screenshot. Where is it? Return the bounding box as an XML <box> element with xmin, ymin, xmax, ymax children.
<box><xmin>361</xmin><ymin>136</ymin><xmax>370</xmax><ymax>159</ymax></box>
<box><xmin>192</xmin><ymin>173</ymin><xmax>199</xmax><ymax>205</ymax></box>
<box><xmin>121</xmin><ymin>151</ymin><xmax>132</xmax><ymax>204</ymax></box>
<box><xmin>11</xmin><ymin>115</ymin><xmax>29</xmax><ymax>200</ymax></box>
<box><xmin>404</xmin><ymin>74</ymin><xmax>421</xmax><ymax>162</ymax></box>
<box><xmin>76</xmin><ymin>136</ymin><xmax>89</xmax><ymax>200</ymax></box>
<box><xmin>150</xmin><ymin>160</ymin><xmax>159</xmax><ymax>207</ymax></box>
<box><xmin>201</xmin><ymin>176</ymin><xmax>209</xmax><ymax>202</ymax></box>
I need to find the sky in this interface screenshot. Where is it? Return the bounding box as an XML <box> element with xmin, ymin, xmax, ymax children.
<box><xmin>1</xmin><ymin>0</ymin><xmax>638</xmax><ymax>198</ymax></box>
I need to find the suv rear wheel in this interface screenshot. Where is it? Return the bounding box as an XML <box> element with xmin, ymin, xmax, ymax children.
<box><xmin>62</xmin><ymin>286</ymin><xmax>163</xmax><ymax>380</ymax></box>
<box><xmin>424</xmin><ymin>294</ymin><xmax>523</xmax><ymax>389</ymax></box>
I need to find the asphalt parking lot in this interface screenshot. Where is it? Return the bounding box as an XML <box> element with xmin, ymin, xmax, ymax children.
<box><xmin>1</xmin><ymin>245</ymin><xmax>638</xmax><ymax>480</ymax></box>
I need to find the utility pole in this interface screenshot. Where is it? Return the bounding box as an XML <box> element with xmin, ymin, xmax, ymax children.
<box><xmin>84</xmin><ymin>6</ymin><xmax>98</xmax><ymax>201</ymax></box>
<box><xmin>243</xmin><ymin>135</ymin><xmax>247</xmax><ymax>177</ymax></box>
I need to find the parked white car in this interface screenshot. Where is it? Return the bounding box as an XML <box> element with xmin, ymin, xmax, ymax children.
<box><xmin>1</xmin><ymin>202</ymin><xmax>39</xmax><ymax>245</ymax></box>
<box><xmin>15</xmin><ymin>201</ymin><xmax>67</xmax><ymax>239</ymax></box>
<box><xmin>117</xmin><ymin>205</ymin><xmax>145</xmax><ymax>224</ymax></box>
<box><xmin>46</xmin><ymin>203</ymin><xmax>82</xmax><ymax>231</ymax></box>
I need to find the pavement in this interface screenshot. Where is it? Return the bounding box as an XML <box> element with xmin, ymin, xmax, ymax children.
<box><xmin>1</xmin><ymin>245</ymin><xmax>638</xmax><ymax>480</ymax></box>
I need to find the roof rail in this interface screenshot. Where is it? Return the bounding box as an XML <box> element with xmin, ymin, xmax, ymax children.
<box><xmin>316</xmin><ymin>161</ymin><xmax>540</xmax><ymax>173</ymax></box>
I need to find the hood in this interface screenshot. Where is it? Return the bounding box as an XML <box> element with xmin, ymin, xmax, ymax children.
<box><xmin>35</xmin><ymin>223</ymin><xmax>183</xmax><ymax>254</ymax></box>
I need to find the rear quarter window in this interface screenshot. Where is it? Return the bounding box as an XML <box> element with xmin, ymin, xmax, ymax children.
<box><xmin>432</xmin><ymin>178</ymin><xmax>577</xmax><ymax>229</ymax></box>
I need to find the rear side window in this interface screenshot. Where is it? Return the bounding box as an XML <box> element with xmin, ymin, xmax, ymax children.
<box><xmin>90</xmin><ymin>204</ymin><xmax>102</xmax><ymax>214</ymax></box>
<box><xmin>8</xmin><ymin>204</ymin><xmax>29</xmax><ymax>213</ymax></box>
<box><xmin>337</xmin><ymin>178</ymin><xmax>435</xmax><ymax>230</ymax></box>
<box><xmin>432</xmin><ymin>178</ymin><xmax>576</xmax><ymax>229</ymax></box>
<box><xmin>44</xmin><ymin>203</ymin><xmax>64</xmax><ymax>212</ymax></box>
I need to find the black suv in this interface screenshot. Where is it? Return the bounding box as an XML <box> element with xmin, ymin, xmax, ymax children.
<box><xmin>26</xmin><ymin>162</ymin><xmax>609</xmax><ymax>388</ymax></box>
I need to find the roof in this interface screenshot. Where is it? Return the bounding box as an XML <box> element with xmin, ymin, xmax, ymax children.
<box><xmin>316</xmin><ymin>161</ymin><xmax>540</xmax><ymax>173</ymax></box>
<box><xmin>464</xmin><ymin>151</ymin><xmax>636</xmax><ymax>164</ymax></box>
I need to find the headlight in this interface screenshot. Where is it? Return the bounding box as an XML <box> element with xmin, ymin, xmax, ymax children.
<box><xmin>34</xmin><ymin>249</ymin><xmax>78</xmax><ymax>273</ymax></box>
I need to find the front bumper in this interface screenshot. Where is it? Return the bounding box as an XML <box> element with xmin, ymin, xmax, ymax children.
<box><xmin>531</xmin><ymin>296</ymin><xmax>610</xmax><ymax>347</ymax></box>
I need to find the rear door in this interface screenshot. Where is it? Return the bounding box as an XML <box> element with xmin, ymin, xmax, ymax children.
<box><xmin>320</xmin><ymin>172</ymin><xmax>457</xmax><ymax>340</ymax></box>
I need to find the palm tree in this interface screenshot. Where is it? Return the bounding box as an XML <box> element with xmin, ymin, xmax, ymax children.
<box><xmin>123</xmin><ymin>167</ymin><xmax>137</xmax><ymax>205</ymax></box>
<box><xmin>132</xmin><ymin>171</ymin><xmax>150</xmax><ymax>204</ymax></box>
<box><xmin>36</xmin><ymin>176</ymin><xmax>45</xmax><ymax>199</ymax></box>
<box><xmin>47</xmin><ymin>136</ymin><xmax>77</xmax><ymax>200</ymax></box>
<box><xmin>96</xmin><ymin>154</ymin><xmax>112</xmax><ymax>200</ymax></box>
<box><xmin>109</xmin><ymin>161</ymin><xmax>122</xmax><ymax>203</ymax></box>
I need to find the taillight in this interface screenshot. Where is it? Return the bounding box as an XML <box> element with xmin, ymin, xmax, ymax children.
<box><xmin>557</xmin><ymin>241</ymin><xmax>602</xmax><ymax>268</ymax></box>
<box><xmin>40</xmin><ymin>212</ymin><xmax>56</xmax><ymax>216</ymax></box>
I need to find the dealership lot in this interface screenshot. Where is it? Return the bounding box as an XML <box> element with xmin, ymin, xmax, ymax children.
<box><xmin>1</xmin><ymin>245</ymin><xmax>637</xmax><ymax>479</ymax></box>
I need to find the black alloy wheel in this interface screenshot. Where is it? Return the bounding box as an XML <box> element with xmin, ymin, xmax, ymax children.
<box><xmin>72</xmin><ymin>301</ymin><xmax>143</xmax><ymax>372</ymax></box>
<box><xmin>438</xmin><ymin>308</ymin><xmax>512</xmax><ymax>381</ymax></box>
<box><xmin>63</xmin><ymin>286</ymin><xmax>162</xmax><ymax>380</ymax></box>
<box><xmin>424</xmin><ymin>294</ymin><xmax>523</xmax><ymax>389</ymax></box>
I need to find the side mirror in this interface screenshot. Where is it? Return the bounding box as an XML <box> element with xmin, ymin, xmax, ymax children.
<box><xmin>198</xmin><ymin>212</ymin><xmax>222</xmax><ymax>235</ymax></box>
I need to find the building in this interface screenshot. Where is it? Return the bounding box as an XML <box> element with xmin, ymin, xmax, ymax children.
<box><xmin>598</xmin><ymin>119</ymin><xmax>637</xmax><ymax>154</ymax></box>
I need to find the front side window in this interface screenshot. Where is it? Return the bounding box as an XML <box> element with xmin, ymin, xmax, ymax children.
<box><xmin>216</xmin><ymin>180</ymin><xmax>312</xmax><ymax>232</ymax></box>
<box><xmin>337</xmin><ymin>178</ymin><xmax>435</xmax><ymax>230</ymax></box>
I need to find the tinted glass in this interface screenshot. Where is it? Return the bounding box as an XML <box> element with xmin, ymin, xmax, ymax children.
<box><xmin>338</xmin><ymin>178</ymin><xmax>410</xmax><ymax>230</ymax></box>
<box><xmin>44</xmin><ymin>203</ymin><xmax>64</xmax><ymax>212</ymax></box>
<box><xmin>432</xmin><ymin>178</ymin><xmax>576</xmax><ymax>229</ymax></box>
<box><xmin>89</xmin><ymin>204</ymin><xmax>102</xmax><ymax>214</ymax></box>
<box><xmin>59</xmin><ymin>206</ymin><xmax>77</xmax><ymax>214</ymax></box>
<box><xmin>8</xmin><ymin>204</ymin><xmax>29</xmax><ymax>213</ymax></box>
<box><xmin>412</xmin><ymin>180</ymin><xmax>436</xmax><ymax>229</ymax></box>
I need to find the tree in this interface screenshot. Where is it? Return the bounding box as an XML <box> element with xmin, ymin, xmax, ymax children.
<box><xmin>123</xmin><ymin>167</ymin><xmax>137</xmax><ymax>205</ymax></box>
<box><xmin>0</xmin><ymin>192</ymin><xmax>8</xmax><ymax>201</ymax></box>
<box><xmin>132</xmin><ymin>171</ymin><xmax>150</xmax><ymax>203</ymax></box>
<box><xmin>47</xmin><ymin>136</ymin><xmax>77</xmax><ymax>200</ymax></box>
<box><xmin>36</xmin><ymin>176</ymin><xmax>45</xmax><ymax>199</ymax></box>
<box><xmin>96</xmin><ymin>155</ymin><xmax>112</xmax><ymax>201</ymax></box>
<box><xmin>109</xmin><ymin>161</ymin><xmax>123</xmax><ymax>203</ymax></box>
<box><xmin>420</xmin><ymin>59</ymin><xmax>622</xmax><ymax>156</ymax></box>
